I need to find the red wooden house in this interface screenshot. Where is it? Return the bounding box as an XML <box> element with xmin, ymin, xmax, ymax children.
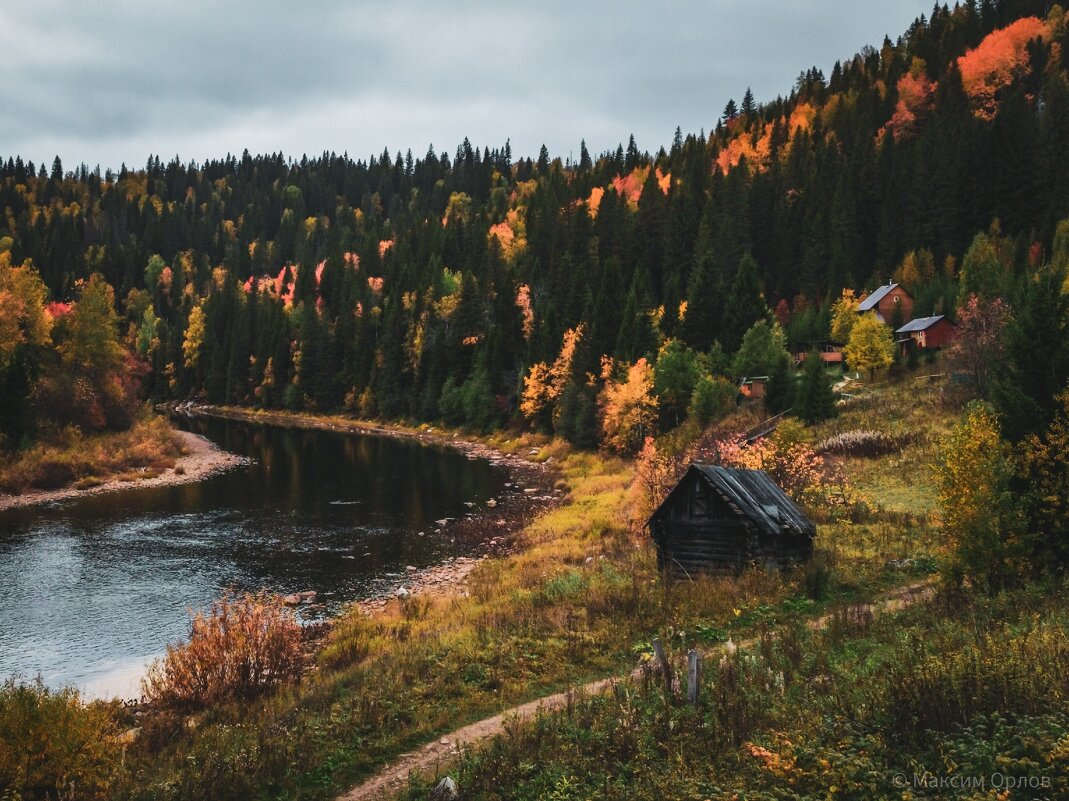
<box><xmin>895</xmin><ymin>315</ymin><xmax>957</xmax><ymax>353</ymax></box>
<box><xmin>857</xmin><ymin>282</ymin><xmax>914</xmax><ymax>324</ymax></box>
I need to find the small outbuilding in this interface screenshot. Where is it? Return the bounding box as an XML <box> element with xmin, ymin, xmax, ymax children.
<box><xmin>895</xmin><ymin>314</ymin><xmax>957</xmax><ymax>352</ymax></box>
<box><xmin>646</xmin><ymin>464</ymin><xmax>816</xmax><ymax>575</ymax></box>
<box><xmin>795</xmin><ymin>341</ymin><xmax>844</xmax><ymax>366</ymax></box>
<box><xmin>738</xmin><ymin>375</ymin><xmax>768</xmax><ymax>399</ymax></box>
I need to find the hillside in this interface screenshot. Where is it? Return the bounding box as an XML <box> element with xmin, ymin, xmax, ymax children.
<box><xmin>4</xmin><ymin>3</ymin><xmax>1069</xmax><ymax>800</ymax></box>
<box><xmin>1</xmin><ymin>1</ymin><xmax>1068</xmax><ymax>444</ymax></box>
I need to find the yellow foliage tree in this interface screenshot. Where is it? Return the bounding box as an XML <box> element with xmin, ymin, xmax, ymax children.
<box><xmin>183</xmin><ymin>303</ymin><xmax>206</xmax><ymax>369</ymax></box>
<box><xmin>843</xmin><ymin>313</ymin><xmax>895</xmax><ymax>380</ymax></box>
<box><xmin>599</xmin><ymin>357</ymin><xmax>658</xmax><ymax>454</ymax></box>
<box><xmin>59</xmin><ymin>274</ymin><xmax>123</xmax><ymax>377</ymax></box>
<box><xmin>520</xmin><ymin>325</ymin><xmax>583</xmax><ymax>428</ymax></box>
<box><xmin>0</xmin><ymin>253</ymin><xmax>53</xmax><ymax>366</ymax></box>
<box><xmin>829</xmin><ymin>288</ymin><xmax>859</xmax><ymax>344</ymax></box>
<box><xmin>938</xmin><ymin>402</ymin><xmax>1024</xmax><ymax>590</ymax></box>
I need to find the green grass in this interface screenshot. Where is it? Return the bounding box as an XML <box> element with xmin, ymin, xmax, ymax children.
<box><xmin>401</xmin><ymin>584</ymin><xmax>1069</xmax><ymax>801</ymax></box>
<box><xmin>0</xmin><ymin>378</ymin><xmax>967</xmax><ymax>801</ymax></box>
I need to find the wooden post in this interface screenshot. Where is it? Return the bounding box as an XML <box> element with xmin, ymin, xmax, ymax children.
<box><xmin>651</xmin><ymin>637</ymin><xmax>673</xmax><ymax>699</ymax></box>
<box><xmin>687</xmin><ymin>649</ymin><xmax>702</xmax><ymax>708</ymax></box>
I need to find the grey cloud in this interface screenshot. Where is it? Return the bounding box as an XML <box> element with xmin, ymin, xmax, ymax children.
<box><xmin>0</xmin><ymin>0</ymin><xmax>932</xmax><ymax>170</ymax></box>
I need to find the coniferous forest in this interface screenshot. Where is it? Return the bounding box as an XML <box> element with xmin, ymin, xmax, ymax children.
<box><xmin>3</xmin><ymin>0</ymin><xmax>1069</xmax><ymax>450</ymax></box>
<box><xmin>11</xmin><ymin>3</ymin><xmax>1069</xmax><ymax>801</ymax></box>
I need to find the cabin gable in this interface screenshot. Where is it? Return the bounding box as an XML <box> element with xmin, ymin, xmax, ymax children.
<box><xmin>647</xmin><ymin>465</ymin><xmax>815</xmax><ymax>575</ymax></box>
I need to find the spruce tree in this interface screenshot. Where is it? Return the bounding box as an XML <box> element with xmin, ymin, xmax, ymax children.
<box><xmin>764</xmin><ymin>351</ymin><xmax>795</xmax><ymax>415</ymax></box>
<box><xmin>740</xmin><ymin>87</ymin><xmax>756</xmax><ymax>117</ymax></box>
<box><xmin>721</xmin><ymin>253</ymin><xmax>766</xmax><ymax>353</ymax></box>
<box><xmin>795</xmin><ymin>351</ymin><xmax>836</xmax><ymax>423</ymax></box>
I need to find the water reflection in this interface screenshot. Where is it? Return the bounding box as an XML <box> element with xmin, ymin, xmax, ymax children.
<box><xmin>0</xmin><ymin>417</ymin><xmax>503</xmax><ymax>696</ymax></box>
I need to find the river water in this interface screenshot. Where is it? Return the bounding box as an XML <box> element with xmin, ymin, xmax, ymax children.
<box><xmin>0</xmin><ymin>416</ymin><xmax>504</xmax><ymax>698</ymax></box>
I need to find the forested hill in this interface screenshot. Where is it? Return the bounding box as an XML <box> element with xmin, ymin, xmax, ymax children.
<box><xmin>2</xmin><ymin>0</ymin><xmax>1069</xmax><ymax>439</ymax></box>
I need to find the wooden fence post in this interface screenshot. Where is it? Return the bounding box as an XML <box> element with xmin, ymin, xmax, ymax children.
<box><xmin>687</xmin><ymin>649</ymin><xmax>702</xmax><ymax>708</ymax></box>
<box><xmin>651</xmin><ymin>637</ymin><xmax>673</xmax><ymax>699</ymax></box>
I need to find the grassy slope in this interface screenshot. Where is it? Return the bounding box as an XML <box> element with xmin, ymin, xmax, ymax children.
<box><xmin>385</xmin><ymin>377</ymin><xmax>1069</xmax><ymax>800</ymax></box>
<box><xmin>411</xmin><ymin>584</ymin><xmax>1069</xmax><ymax>801</ymax></box>
<box><xmin>122</xmin><ymin>377</ymin><xmax>957</xmax><ymax>801</ymax></box>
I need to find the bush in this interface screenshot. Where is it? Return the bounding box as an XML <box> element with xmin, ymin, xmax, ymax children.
<box><xmin>28</xmin><ymin>458</ymin><xmax>78</xmax><ymax>489</ymax></box>
<box><xmin>687</xmin><ymin>375</ymin><xmax>736</xmax><ymax>427</ymax></box>
<box><xmin>142</xmin><ymin>592</ymin><xmax>304</xmax><ymax>711</ymax></box>
<box><xmin>0</xmin><ymin>678</ymin><xmax>124</xmax><ymax>800</ymax></box>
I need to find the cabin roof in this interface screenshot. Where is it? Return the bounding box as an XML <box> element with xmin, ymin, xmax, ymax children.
<box><xmin>895</xmin><ymin>314</ymin><xmax>949</xmax><ymax>333</ymax></box>
<box><xmin>857</xmin><ymin>282</ymin><xmax>901</xmax><ymax>311</ymax></box>
<box><xmin>647</xmin><ymin>464</ymin><xmax>816</xmax><ymax>538</ymax></box>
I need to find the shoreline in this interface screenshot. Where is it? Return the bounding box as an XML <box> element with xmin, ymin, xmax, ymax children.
<box><xmin>3</xmin><ymin>405</ymin><xmax>564</xmax><ymax>703</ymax></box>
<box><xmin>0</xmin><ymin>430</ymin><xmax>249</xmax><ymax>513</ymax></box>
<box><xmin>164</xmin><ymin>402</ymin><xmax>565</xmax><ymax>612</ymax></box>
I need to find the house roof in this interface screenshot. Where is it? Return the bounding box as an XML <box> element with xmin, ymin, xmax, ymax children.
<box><xmin>896</xmin><ymin>314</ymin><xmax>949</xmax><ymax>333</ymax></box>
<box><xmin>857</xmin><ymin>282</ymin><xmax>900</xmax><ymax>312</ymax></box>
<box><xmin>647</xmin><ymin>464</ymin><xmax>816</xmax><ymax>538</ymax></box>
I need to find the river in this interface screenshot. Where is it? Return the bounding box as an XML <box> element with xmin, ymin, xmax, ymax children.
<box><xmin>0</xmin><ymin>416</ymin><xmax>505</xmax><ymax>698</ymax></box>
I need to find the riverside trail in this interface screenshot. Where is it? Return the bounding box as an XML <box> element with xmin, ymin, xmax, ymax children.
<box><xmin>337</xmin><ymin>579</ymin><xmax>937</xmax><ymax>801</ymax></box>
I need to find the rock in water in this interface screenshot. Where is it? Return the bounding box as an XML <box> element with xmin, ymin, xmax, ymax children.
<box><xmin>428</xmin><ymin>776</ymin><xmax>459</xmax><ymax>801</ymax></box>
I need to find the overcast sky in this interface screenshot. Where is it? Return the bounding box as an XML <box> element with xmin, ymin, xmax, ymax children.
<box><xmin>1</xmin><ymin>1</ymin><xmax>932</xmax><ymax>171</ymax></box>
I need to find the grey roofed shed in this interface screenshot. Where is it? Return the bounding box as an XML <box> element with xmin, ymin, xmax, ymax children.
<box><xmin>646</xmin><ymin>464</ymin><xmax>815</xmax><ymax>575</ymax></box>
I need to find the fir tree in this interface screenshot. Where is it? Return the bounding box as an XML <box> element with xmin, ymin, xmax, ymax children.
<box><xmin>795</xmin><ymin>351</ymin><xmax>836</xmax><ymax>423</ymax></box>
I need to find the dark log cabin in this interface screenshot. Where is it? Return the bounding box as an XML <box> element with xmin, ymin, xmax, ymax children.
<box><xmin>646</xmin><ymin>465</ymin><xmax>815</xmax><ymax>575</ymax></box>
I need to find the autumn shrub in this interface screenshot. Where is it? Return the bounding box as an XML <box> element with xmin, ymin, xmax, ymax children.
<box><xmin>630</xmin><ymin>422</ymin><xmax>846</xmax><ymax>525</ymax></box>
<box><xmin>142</xmin><ymin>591</ymin><xmax>304</xmax><ymax>711</ymax></box>
<box><xmin>0</xmin><ymin>678</ymin><xmax>125</xmax><ymax>801</ymax></box>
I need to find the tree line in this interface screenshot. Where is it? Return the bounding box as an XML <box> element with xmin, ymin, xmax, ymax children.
<box><xmin>2</xmin><ymin>0</ymin><xmax>1069</xmax><ymax>452</ymax></box>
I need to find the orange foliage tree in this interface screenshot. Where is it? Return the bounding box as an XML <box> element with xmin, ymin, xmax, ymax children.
<box><xmin>520</xmin><ymin>325</ymin><xmax>583</xmax><ymax>429</ymax></box>
<box><xmin>886</xmin><ymin>61</ymin><xmax>937</xmax><ymax>138</ymax></box>
<box><xmin>957</xmin><ymin>16</ymin><xmax>1051</xmax><ymax>119</ymax></box>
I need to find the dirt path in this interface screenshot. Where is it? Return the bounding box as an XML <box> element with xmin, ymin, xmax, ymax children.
<box><xmin>337</xmin><ymin>579</ymin><xmax>937</xmax><ymax>801</ymax></box>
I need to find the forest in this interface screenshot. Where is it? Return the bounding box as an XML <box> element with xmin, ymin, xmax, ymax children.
<box><xmin>2</xmin><ymin>0</ymin><xmax>1069</xmax><ymax>453</ymax></box>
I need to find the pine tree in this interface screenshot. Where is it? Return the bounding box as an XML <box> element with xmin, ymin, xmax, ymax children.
<box><xmin>721</xmin><ymin>253</ymin><xmax>766</xmax><ymax>353</ymax></box>
<box><xmin>795</xmin><ymin>351</ymin><xmax>836</xmax><ymax>423</ymax></box>
<box><xmin>740</xmin><ymin>87</ymin><xmax>756</xmax><ymax>117</ymax></box>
